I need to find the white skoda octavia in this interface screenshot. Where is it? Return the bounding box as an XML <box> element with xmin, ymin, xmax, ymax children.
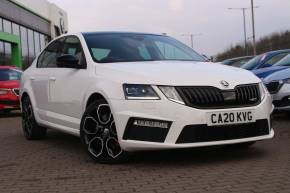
<box><xmin>20</xmin><ymin>32</ymin><xmax>274</xmax><ymax>163</ymax></box>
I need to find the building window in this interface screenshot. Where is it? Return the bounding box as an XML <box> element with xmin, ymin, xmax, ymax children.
<box><xmin>27</xmin><ymin>29</ymin><xmax>35</xmax><ymax>65</ymax></box>
<box><xmin>0</xmin><ymin>18</ymin><xmax>3</xmax><ymax>32</ymax></box>
<box><xmin>3</xmin><ymin>19</ymin><xmax>12</xmax><ymax>33</ymax></box>
<box><xmin>0</xmin><ymin>17</ymin><xmax>50</xmax><ymax>69</ymax></box>
<box><xmin>0</xmin><ymin>41</ymin><xmax>4</xmax><ymax>65</ymax></box>
<box><xmin>4</xmin><ymin>43</ymin><xmax>11</xmax><ymax>65</ymax></box>
<box><xmin>20</xmin><ymin>26</ymin><xmax>29</xmax><ymax>69</ymax></box>
<box><xmin>34</xmin><ymin>31</ymin><xmax>41</xmax><ymax>55</ymax></box>
<box><xmin>12</xmin><ymin>23</ymin><xmax>20</xmax><ymax>36</ymax></box>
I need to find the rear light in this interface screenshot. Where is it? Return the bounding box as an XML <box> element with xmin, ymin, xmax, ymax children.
<box><xmin>0</xmin><ymin>89</ymin><xmax>9</xmax><ymax>95</ymax></box>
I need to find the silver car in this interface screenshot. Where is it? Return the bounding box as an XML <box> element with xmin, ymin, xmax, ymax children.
<box><xmin>263</xmin><ymin>68</ymin><xmax>290</xmax><ymax>111</ymax></box>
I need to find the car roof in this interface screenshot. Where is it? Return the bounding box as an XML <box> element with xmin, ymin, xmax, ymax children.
<box><xmin>223</xmin><ymin>56</ymin><xmax>253</xmax><ymax>62</ymax></box>
<box><xmin>0</xmin><ymin>66</ymin><xmax>22</xmax><ymax>71</ymax></box>
<box><xmin>81</xmin><ymin>31</ymin><xmax>165</xmax><ymax>37</ymax></box>
<box><xmin>0</xmin><ymin>66</ymin><xmax>18</xmax><ymax>69</ymax></box>
<box><xmin>264</xmin><ymin>49</ymin><xmax>290</xmax><ymax>55</ymax></box>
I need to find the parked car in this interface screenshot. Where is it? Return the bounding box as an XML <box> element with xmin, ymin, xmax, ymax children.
<box><xmin>241</xmin><ymin>49</ymin><xmax>290</xmax><ymax>70</ymax></box>
<box><xmin>221</xmin><ymin>56</ymin><xmax>254</xmax><ymax>67</ymax></box>
<box><xmin>20</xmin><ymin>32</ymin><xmax>274</xmax><ymax>163</ymax></box>
<box><xmin>253</xmin><ymin>54</ymin><xmax>290</xmax><ymax>79</ymax></box>
<box><xmin>253</xmin><ymin>54</ymin><xmax>290</xmax><ymax>111</ymax></box>
<box><xmin>0</xmin><ymin>66</ymin><xmax>22</xmax><ymax>113</ymax></box>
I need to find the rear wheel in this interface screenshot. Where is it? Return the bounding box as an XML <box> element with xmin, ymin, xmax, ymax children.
<box><xmin>80</xmin><ymin>100</ymin><xmax>127</xmax><ymax>163</ymax></box>
<box><xmin>22</xmin><ymin>96</ymin><xmax>47</xmax><ymax>140</ymax></box>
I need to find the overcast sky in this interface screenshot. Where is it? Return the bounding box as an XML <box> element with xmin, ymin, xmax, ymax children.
<box><xmin>48</xmin><ymin>0</ymin><xmax>290</xmax><ymax>56</ymax></box>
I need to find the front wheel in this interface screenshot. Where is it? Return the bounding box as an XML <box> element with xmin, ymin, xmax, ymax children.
<box><xmin>80</xmin><ymin>100</ymin><xmax>128</xmax><ymax>163</ymax></box>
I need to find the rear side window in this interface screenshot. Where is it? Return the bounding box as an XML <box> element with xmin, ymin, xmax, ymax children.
<box><xmin>37</xmin><ymin>38</ymin><xmax>63</xmax><ymax>68</ymax></box>
<box><xmin>0</xmin><ymin>69</ymin><xmax>22</xmax><ymax>81</ymax></box>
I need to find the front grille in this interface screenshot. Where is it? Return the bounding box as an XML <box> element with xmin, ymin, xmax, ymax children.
<box><xmin>12</xmin><ymin>88</ymin><xmax>20</xmax><ymax>96</ymax></box>
<box><xmin>176</xmin><ymin>84</ymin><xmax>260</xmax><ymax>109</ymax></box>
<box><xmin>176</xmin><ymin>119</ymin><xmax>270</xmax><ymax>144</ymax></box>
<box><xmin>0</xmin><ymin>100</ymin><xmax>19</xmax><ymax>106</ymax></box>
<box><xmin>265</xmin><ymin>82</ymin><xmax>282</xmax><ymax>94</ymax></box>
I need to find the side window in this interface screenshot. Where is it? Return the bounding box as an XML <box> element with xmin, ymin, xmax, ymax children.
<box><xmin>61</xmin><ymin>36</ymin><xmax>86</xmax><ymax>67</ymax></box>
<box><xmin>37</xmin><ymin>39</ymin><xmax>62</xmax><ymax>68</ymax></box>
<box><xmin>265</xmin><ymin>53</ymin><xmax>288</xmax><ymax>66</ymax></box>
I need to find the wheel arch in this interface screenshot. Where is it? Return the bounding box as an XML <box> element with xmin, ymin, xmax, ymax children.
<box><xmin>21</xmin><ymin>91</ymin><xmax>29</xmax><ymax>102</ymax></box>
<box><xmin>85</xmin><ymin>92</ymin><xmax>108</xmax><ymax>109</ymax></box>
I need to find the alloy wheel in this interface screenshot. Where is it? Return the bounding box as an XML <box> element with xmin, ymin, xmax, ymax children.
<box><xmin>22</xmin><ymin>97</ymin><xmax>34</xmax><ymax>138</ymax></box>
<box><xmin>82</xmin><ymin>103</ymin><xmax>123</xmax><ymax>161</ymax></box>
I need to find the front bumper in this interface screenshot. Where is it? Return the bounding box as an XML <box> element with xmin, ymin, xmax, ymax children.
<box><xmin>0</xmin><ymin>94</ymin><xmax>20</xmax><ymax>111</ymax></box>
<box><xmin>110</xmin><ymin>93</ymin><xmax>274</xmax><ymax>152</ymax></box>
<box><xmin>272</xmin><ymin>83</ymin><xmax>290</xmax><ymax>111</ymax></box>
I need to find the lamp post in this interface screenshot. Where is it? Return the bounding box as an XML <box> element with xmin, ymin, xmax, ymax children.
<box><xmin>228</xmin><ymin>6</ymin><xmax>259</xmax><ymax>55</ymax></box>
<box><xmin>251</xmin><ymin>0</ymin><xmax>257</xmax><ymax>56</ymax></box>
<box><xmin>228</xmin><ymin>8</ymin><xmax>248</xmax><ymax>55</ymax></box>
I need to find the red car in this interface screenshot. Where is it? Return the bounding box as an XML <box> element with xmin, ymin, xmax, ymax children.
<box><xmin>0</xmin><ymin>66</ymin><xmax>22</xmax><ymax>113</ymax></box>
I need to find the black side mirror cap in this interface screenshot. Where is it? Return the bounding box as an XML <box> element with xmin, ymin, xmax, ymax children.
<box><xmin>56</xmin><ymin>54</ymin><xmax>80</xmax><ymax>68</ymax></box>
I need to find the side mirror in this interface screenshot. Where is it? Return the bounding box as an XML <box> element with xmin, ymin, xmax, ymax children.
<box><xmin>56</xmin><ymin>54</ymin><xmax>79</xmax><ymax>68</ymax></box>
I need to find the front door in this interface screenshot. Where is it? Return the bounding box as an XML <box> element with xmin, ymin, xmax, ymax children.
<box><xmin>47</xmin><ymin>36</ymin><xmax>88</xmax><ymax>129</ymax></box>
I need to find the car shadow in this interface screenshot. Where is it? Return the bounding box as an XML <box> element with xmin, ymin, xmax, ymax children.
<box><xmin>273</xmin><ymin>111</ymin><xmax>290</xmax><ymax>121</ymax></box>
<box><xmin>42</xmin><ymin>130</ymin><xmax>269</xmax><ymax>167</ymax></box>
<box><xmin>128</xmin><ymin>145</ymin><xmax>268</xmax><ymax>167</ymax></box>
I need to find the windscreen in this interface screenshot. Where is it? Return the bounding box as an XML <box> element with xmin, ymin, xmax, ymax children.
<box><xmin>83</xmin><ymin>33</ymin><xmax>206</xmax><ymax>63</ymax></box>
<box><xmin>241</xmin><ymin>55</ymin><xmax>263</xmax><ymax>70</ymax></box>
<box><xmin>0</xmin><ymin>69</ymin><xmax>22</xmax><ymax>81</ymax></box>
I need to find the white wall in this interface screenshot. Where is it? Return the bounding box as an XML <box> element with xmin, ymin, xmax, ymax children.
<box><xmin>12</xmin><ymin>0</ymin><xmax>51</xmax><ymax>19</ymax></box>
<box><xmin>11</xmin><ymin>0</ymin><xmax>68</xmax><ymax>38</ymax></box>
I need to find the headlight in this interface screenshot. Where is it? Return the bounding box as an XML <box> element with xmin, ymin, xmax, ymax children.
<box><xmin>158</xmin><ymin>86</ymin><xmax>185</xmax><ymax>105</ymax></box>
<box><xmin>123</xmin><ymin>84</ymin><xmax>160</xmax><ymax>100</ymax></box>
<box><xmin>0</xmin><ymin>89</ymin><xmax>9</xmax><ymax>95</ymax></box>
<box><xmin>259</xmin><ymin>82</ymin><xmax>267</xmax><ymax>100</ymax></box>
<box><xmin>283</xmin><ymin>78</ymin><xmax>290</xmax><ymax>84</ymax></box>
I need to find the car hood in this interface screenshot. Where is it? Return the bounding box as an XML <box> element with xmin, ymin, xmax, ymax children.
<box><xmin>0</xmin><ymin>80</ymin><xmax>20</xmax><ymax>89</ymax></box>
<box><xmin>262</xmin><ymin>67</ymin><xmax>290</xmax><ymax>83</ymax></box>
<box><xmin>98</xmin><ymin>61</ymin><xmax>261</xmax><ymax>89</ymax></box>
<box><xmin>252</xmin><ymin>66</ymin><xmax>288</xmax><ymax>79</ymax></box>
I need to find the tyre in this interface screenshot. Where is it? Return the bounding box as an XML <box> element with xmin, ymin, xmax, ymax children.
<box><xmin>2</xmin><ymin>109</ymin><xmax>11</xmax><ymax>114</ymax></box>
<box><xmin>21</xmin><ymin>96</ymin><xmax>47</xmax><ymax>140</ymax></box>
<box><xmin>80</xmin><ymin>100</ymin><xmax>127</xmax><ymax>164</ymax></box>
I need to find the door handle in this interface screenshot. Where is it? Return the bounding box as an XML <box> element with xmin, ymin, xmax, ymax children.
<box><xmin>29</xmin><ymin>77</ymin><xmax>35</xmax><ymax>81</ymax></box>
<box><xmin>49</xmin><ymin>77</ymin><xmax>56</xmax><ymax>81</ymax></box>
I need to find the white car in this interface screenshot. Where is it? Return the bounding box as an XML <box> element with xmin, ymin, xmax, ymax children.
<box><xmin>20</xmin><ymin>32</ymin><xmax>274</xmax><ymax>163</ymax></box>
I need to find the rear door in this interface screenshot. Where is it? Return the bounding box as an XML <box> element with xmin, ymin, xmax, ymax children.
<box><xmin>30</xmin><ymin>39</ymin><xmax>63</xmax><ymax>115</ymax></box>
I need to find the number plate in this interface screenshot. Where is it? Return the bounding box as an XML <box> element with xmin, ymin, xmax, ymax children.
<box><xmin>206</xmin><ymin>110</ymin><xmax>256</xmax><ymax>126</ymax></box>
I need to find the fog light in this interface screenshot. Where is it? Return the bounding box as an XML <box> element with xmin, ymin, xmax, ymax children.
<box><xmin>133</xmin><ymin>119</ymin><xmax>171</xmax><ymax>129</ymax></box>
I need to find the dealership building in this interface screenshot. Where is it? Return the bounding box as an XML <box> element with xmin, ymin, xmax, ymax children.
<box><xmin>0</xmin><ymin>0</ymin><xmax>68</xmax><ymax>69</ymax></box>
